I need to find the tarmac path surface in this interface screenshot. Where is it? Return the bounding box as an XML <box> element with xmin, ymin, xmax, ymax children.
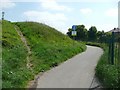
<box><xmin>36</xmin><ymin>46</ymin><xmax>103</xmax><ymax>88</ymax></box>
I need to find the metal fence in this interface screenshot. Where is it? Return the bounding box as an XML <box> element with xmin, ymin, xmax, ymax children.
<box><xmin>108</xmin><ymin>31</ymin><xmax>120</xmax><ymax>65</ymax></box>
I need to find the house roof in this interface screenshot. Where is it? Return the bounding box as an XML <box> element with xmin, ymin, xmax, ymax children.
<box><xmin>109</xmin><ymin>28</ymin><xmax>120</xmax><ymax>33</ymax></box>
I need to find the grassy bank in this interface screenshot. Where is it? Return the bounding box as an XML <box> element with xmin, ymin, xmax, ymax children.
<box><xmin>2</xmin><ymin>20</ymin><xmax>32</xmax><ymax>88</ymax></box>
<box><xmin>2</xmin><ymin>20</ymin><xmax>86</xmax><ymax>88</ymax></box>
<box><xmin>86</xmin><ymin>42</ymin><xmax>120</xmax><ymax>88</ymax></box>
<box><xmin>15</xmin><ymin>21</ymin><xmax>86</xmax><ymax>75</ymax></box>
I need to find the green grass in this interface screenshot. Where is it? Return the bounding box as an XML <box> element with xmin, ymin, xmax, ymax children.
<box><xmin>96</xmin><ymin>45</ymin><xmax>119</xmax><ymax>88</ymax></box>
<box><xmin>86</xmin><ymin>42</ymin><xmax>120</xmax><ymax>88</ymax></box>
<box><xmin>15</xmin><ymin>21</ymin><xmax>86</xmax><ymax>76</ymax></box>
<box><xmin>2</xmin><ymin>20</ymin><xmax>86</xmax><ymax>88</ymax></box>
<box><xmin>2</xmin><ymin>20</ymin><xmax>33</xmax><ymax>88</ymax></box>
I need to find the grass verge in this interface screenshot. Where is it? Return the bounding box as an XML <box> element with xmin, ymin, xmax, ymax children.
<box><xmin>86</xmin><ymin>42</ymin><xmax>120</xmax><ymax>88</ymax></box>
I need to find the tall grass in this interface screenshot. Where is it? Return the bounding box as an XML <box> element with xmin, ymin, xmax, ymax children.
<box><xmin>86</xmin><ymin>42</ymin><xmax>120</xmax><ymax>88</ymax></box>
<box><xmin>96</xmin><ymin>46</ymin><xmax>119</xmax><ymax>88</ymax></box>
<box><xmin>2</xmin><ymin>20</ymin><xmax>33</xmax><ymax>88</ymax></box>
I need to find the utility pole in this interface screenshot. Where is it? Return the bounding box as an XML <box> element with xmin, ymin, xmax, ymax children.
<box><xmin>2</xmin><ymin>12</ymin><xmax>5</xmax><ymax>20</ymax></box>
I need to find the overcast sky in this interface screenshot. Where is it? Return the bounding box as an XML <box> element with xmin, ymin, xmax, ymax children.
<box><xmin>1</xmin><ymin>0</ymin><xmax>119</xmax><ymax>34</ymax></box>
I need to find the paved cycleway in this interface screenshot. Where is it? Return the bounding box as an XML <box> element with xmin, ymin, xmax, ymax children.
<box><xmin>36</xmin><ymin>46</ymin><xmax>103</xmax><ymax>88</ymax></box>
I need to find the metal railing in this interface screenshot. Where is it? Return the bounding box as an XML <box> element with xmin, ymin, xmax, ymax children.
<box><xmin>108</xmin><ymin>31</ymin><xmax>120</xmax><ymax>65</ymax></box>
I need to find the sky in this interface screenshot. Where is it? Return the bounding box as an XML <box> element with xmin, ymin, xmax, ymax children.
<box><xmin>0</xmin><ymin>0</ymin><xmax>119</xmax><ymax>34</ymax></box>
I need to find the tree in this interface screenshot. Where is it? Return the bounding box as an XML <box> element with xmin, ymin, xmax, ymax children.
<box><xmin>67</xmin><ymin>28</ymin><xmax>72</xmax><ymax>38</ymax></box>
<box><xmin>88</xmin><ymin>26</ymin><xmax>97</xmax><ymax>41</ymax></box>
<box><xmin>76</xmin><ymin>25</ymin><xmax>87</xmax><ymax>41</ymax></box>
<box><xmin>66</xmin><ymin>25</ymin><xmax>88</xmax><ymax>41</ymax></box>
<box><xmin>97</xmin><ymin>30</ymin><xmax>105</xmax><ymax>42</ymax></box>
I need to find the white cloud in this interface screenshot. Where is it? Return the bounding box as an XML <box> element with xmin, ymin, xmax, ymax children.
<box><xmin>10</xmin><ymin>0</ymin><xmax>120</xmax><ymax>3</ymax></box>
<box><xmin>23</xmin><ymin>11</ymin><xmax>68</xmax><ymax>33</ymax></box>
<box><xmin>40</xmin><ymin>0</ymin><xmax>72</xmax><ymax>11</ymax></box>
<box><xmin>0</xmin><ymin>0</ymin><xmax>15</xmax><ymax>10</ymax></box>
<box><xmin>105</xmin><ymin>8</ymin><xmax>118</xmax><ymax>17</ymax></box>
<box><xmin>80</xmin><ymin>8</ymin><xmax>92</xmax><ymax>14</ymax></box>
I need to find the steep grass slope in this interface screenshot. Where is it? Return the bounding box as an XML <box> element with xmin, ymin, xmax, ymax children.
<box><xmin>2</xmin><ymin>20</ymin><xmax>33</xmax><ymax>88</ymax></box>
<box><xmin>15</xmin><ymin>22</ymin><xmax>86</xmax><ymax>74</ymax></box>
<box><xmin>2</xmin><ymin>20</ymin><xmax>86</xmax><ymax>88</ymax></box>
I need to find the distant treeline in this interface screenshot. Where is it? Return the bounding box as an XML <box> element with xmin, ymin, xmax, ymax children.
<box><xmin>67</xmin><ymin>25</ymin><xmax>112</xmax><ymax>43</ymax></box>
